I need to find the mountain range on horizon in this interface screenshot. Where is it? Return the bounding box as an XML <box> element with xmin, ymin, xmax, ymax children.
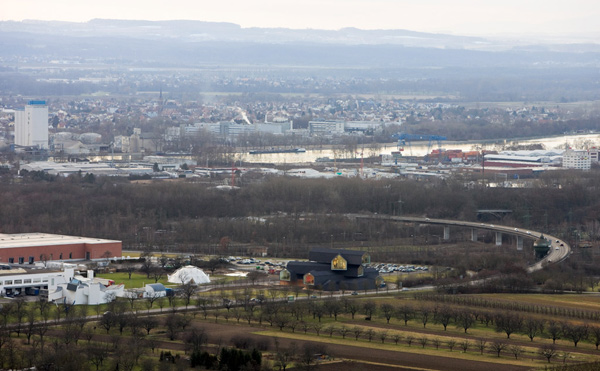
<box><xmin>1</xmin><ymin>18</ymin><xmax>599</xmax><ymax>53</ymax></box>
<box><xmin>1</xmin><ymin>18</ymin><xmax>600</xmax><ymax>80</ymax></box>
<box><xmin>1</xmin><ymin>19</ymin><xmax>600</xmax><ymax>101</ymax></box>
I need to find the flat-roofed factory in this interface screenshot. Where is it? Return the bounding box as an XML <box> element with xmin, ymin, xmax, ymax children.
<box><xmin>0</xmin><ymin>233</ymin><xmax>122</xmax><ymax>264</ymax></box>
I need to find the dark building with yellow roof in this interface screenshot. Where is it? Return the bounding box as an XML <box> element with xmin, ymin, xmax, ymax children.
<box><xmin>280</xmin><ymin>248</ymin><xmax>383</xmax><ymax>291</ymax></box>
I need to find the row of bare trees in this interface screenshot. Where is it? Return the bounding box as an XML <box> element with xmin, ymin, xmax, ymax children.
<box><xmin>3</xmin><ymin>170</ymin><xmax>600</xmax><ymax>251</ymax></box>
<box><xmin>223</xmin><ymin>298</ymin><xmax>600</xmax><ymax>350</ymax></box>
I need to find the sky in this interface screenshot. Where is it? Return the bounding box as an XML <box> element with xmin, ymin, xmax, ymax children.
<box><xmin>3</xmin><ymin>0</ymin><xmax>600</xmax><ymax>38</ymax></box>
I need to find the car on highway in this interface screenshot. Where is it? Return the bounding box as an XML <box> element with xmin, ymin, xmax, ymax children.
<box><xmin>351</xmin><ymin>291</ymin><xmax>358</xmax><ymax>295</ymax></box>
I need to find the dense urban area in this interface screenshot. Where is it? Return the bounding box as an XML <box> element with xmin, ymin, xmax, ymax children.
<box><xmin>1</xmin><ymin>18</ymin><xmax>600</xmax><ymax>371</ymax></box>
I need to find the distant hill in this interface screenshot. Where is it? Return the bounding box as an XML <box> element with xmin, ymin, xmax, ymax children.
<box><xmin>0</xmin><ymin>19</ymin><xmax>488</xmax><ymax>49</ymax></box>
<box><xmin>3</xmin><ymin>19</ymin><xmax>600</xmax><ymax>52</ymax></box>
<box><xmin>1</xmin><ymin>19</ymin><xmax>600</xmax><ymax>70</ymax></box>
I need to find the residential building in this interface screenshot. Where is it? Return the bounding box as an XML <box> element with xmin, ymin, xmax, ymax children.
<box><xmin>14</xmin><ymin>100</ymin><xmax>49</xmax><ymax>149</ymax></box>
<box><xmin>563</xmin><ymin>149</ymin><xmax>591</xmax><ymax>170</ymax></box>
<box><xmin>308</xmin><ymin>120</ymin><xmax>345</xmax><ymax>136</ymax></box>
<box><xmin>589</xmin><ymin>148</ymin><xmax>599</xmax><ymax>163</ymax></box>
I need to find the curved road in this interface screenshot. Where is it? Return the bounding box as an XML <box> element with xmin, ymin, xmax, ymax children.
<box><xmin>350</xmin><ymin>214</ymin><xmax>570</xmax><ymax>273</ymax></box>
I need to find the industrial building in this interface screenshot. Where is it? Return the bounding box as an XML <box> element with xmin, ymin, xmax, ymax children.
<box><xmin>20</xmin><ymin>161</ymin><xmax>154</xmax><ymax>177</ymax></box>
<box><xmin>280</xmin><ymin>248</ymin><xmax>383</xmax><ymax>291</ymax></box>
<box><xmin>483</xmin><ymin>151</ymin><xmax>562</xmax><ymax>168</ymax></box>
<box><xmin>0</xmin><ymin>264</ymin><xmax>122</xmax><ymax>305</ymax></box>
<box><xmin>0</xmin><ymin>233</ymin><xmax>122</xmax><ymax>264</ymax></box>
<box><xmin>0</xmin><ymin>265</ymin><xmax>73</xmax><ymax>297</ymax></box>
<box><xmin>14</xmin><ymin>100</ymin><xmax>49</xmax><ymax>149</ymax></box>
<box><xmin>48</xmin><ymin>269</ymin><xmax>124</xmax><ymax>305</ymax></box>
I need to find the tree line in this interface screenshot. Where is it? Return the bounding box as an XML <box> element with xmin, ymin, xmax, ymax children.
<box><xmin>2</xmin><ymin>170</ymin><xmax>600</xmax><ymax>252</ymax></box>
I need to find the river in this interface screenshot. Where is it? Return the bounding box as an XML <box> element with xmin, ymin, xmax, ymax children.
<box><xmin>240</xmin><ymin>133</ymin><xmax>600</xmax><ymax>164</ymax></box>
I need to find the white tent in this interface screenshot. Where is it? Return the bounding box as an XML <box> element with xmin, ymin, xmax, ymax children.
<box><xmin>167</xmin><ymin>265</ymin><xmax>210</xmax><ymax>284</ymax></box>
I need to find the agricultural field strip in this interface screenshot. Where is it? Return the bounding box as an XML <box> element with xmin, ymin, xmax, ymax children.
<box><xmin>338</xmin><ymin>321</ymin><xmax>593</xmax><ymax>351</ymax></box>
<box><xmin>477</xmin><ymin>294</ymin><xmax>600</xmax><ymax>311</ymax></box>
<box><xmin>255</xmin><ymin>330</ymin><xmax>550</xmax><ymax>367</ymax></box>
<box><xmin>414</xmin><ymin>294</ymin><xmax>600</xmax><ymax>321</ymax></box>
<box><xmin>330</xmin><ymin>314</ymin><xmax>600</xmax><ymax>356</ymax></box>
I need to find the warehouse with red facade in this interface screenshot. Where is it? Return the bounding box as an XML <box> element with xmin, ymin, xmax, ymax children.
<box><xmin>0</xmin><ymin>233</ymin><xmax>122</xmax><ymax>264</ymax></box>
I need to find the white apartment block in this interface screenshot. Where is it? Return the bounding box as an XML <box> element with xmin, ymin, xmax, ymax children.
<box><xmin>563</xmin><ymin>149</ymin><xmax>592</xmax><ymax>170</ymax></box>
<box><xmin>14</xmin><ymin>100</ymin><xmax>49</xmax><ymax>149</ymax></box>
<box><xmin>309</xmin><ymin>120</ymin><xmax>345</xmax><ymax>136</ymax></box>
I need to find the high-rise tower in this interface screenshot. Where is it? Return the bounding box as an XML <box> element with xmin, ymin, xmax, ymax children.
<box><xmin>15</xmin><ymin>100</ymin><xmax>49</xmax><ymax>149</ymax></box>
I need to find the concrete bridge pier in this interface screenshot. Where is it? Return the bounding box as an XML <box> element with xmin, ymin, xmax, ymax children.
<box><xmin>443</xmin><ymin>226</ymin><xmax>450</xmax><ymax>240</ymax></box>
<box><xmin>495</xmin><ymin>231</ymin><xmax>502</xmax><ymax>246</ymax></box>
<box><xmin>471</xmin><ymin>229</ymin><xmax>477</xmax><ymax>242</ymax></box>
<box><xmin>517</xmin><ymin>236</ymin><xmax>523</xmax><ymax>251</ymax></box>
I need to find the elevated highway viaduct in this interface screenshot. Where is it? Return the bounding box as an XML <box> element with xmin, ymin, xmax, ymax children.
<box><xmin>350</xmin><ymin>214</ymin><xmax>570</xmax><ymax>273</ymax></box>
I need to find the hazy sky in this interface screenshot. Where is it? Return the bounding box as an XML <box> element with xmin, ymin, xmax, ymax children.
<box><xmin>4</xmin><ymin>0</ymin><xmax>600</xmax><ymax>37</ymax></box>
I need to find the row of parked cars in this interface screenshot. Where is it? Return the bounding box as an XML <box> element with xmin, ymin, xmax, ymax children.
<box><xmin>372</xmin><ymin>263</ymin><xmax>428</xmax><ymax>274</ymax></box>
<box><xmin>225</xmin><ymin>256</ymin><xmax>289</xmax><ymax>269</ymax></box>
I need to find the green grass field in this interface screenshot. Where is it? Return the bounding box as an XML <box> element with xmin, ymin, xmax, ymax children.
<box><xmin>96</xmin><ymin>272</ymin><xmax>171</xmax><ymax>289</ymax></box>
